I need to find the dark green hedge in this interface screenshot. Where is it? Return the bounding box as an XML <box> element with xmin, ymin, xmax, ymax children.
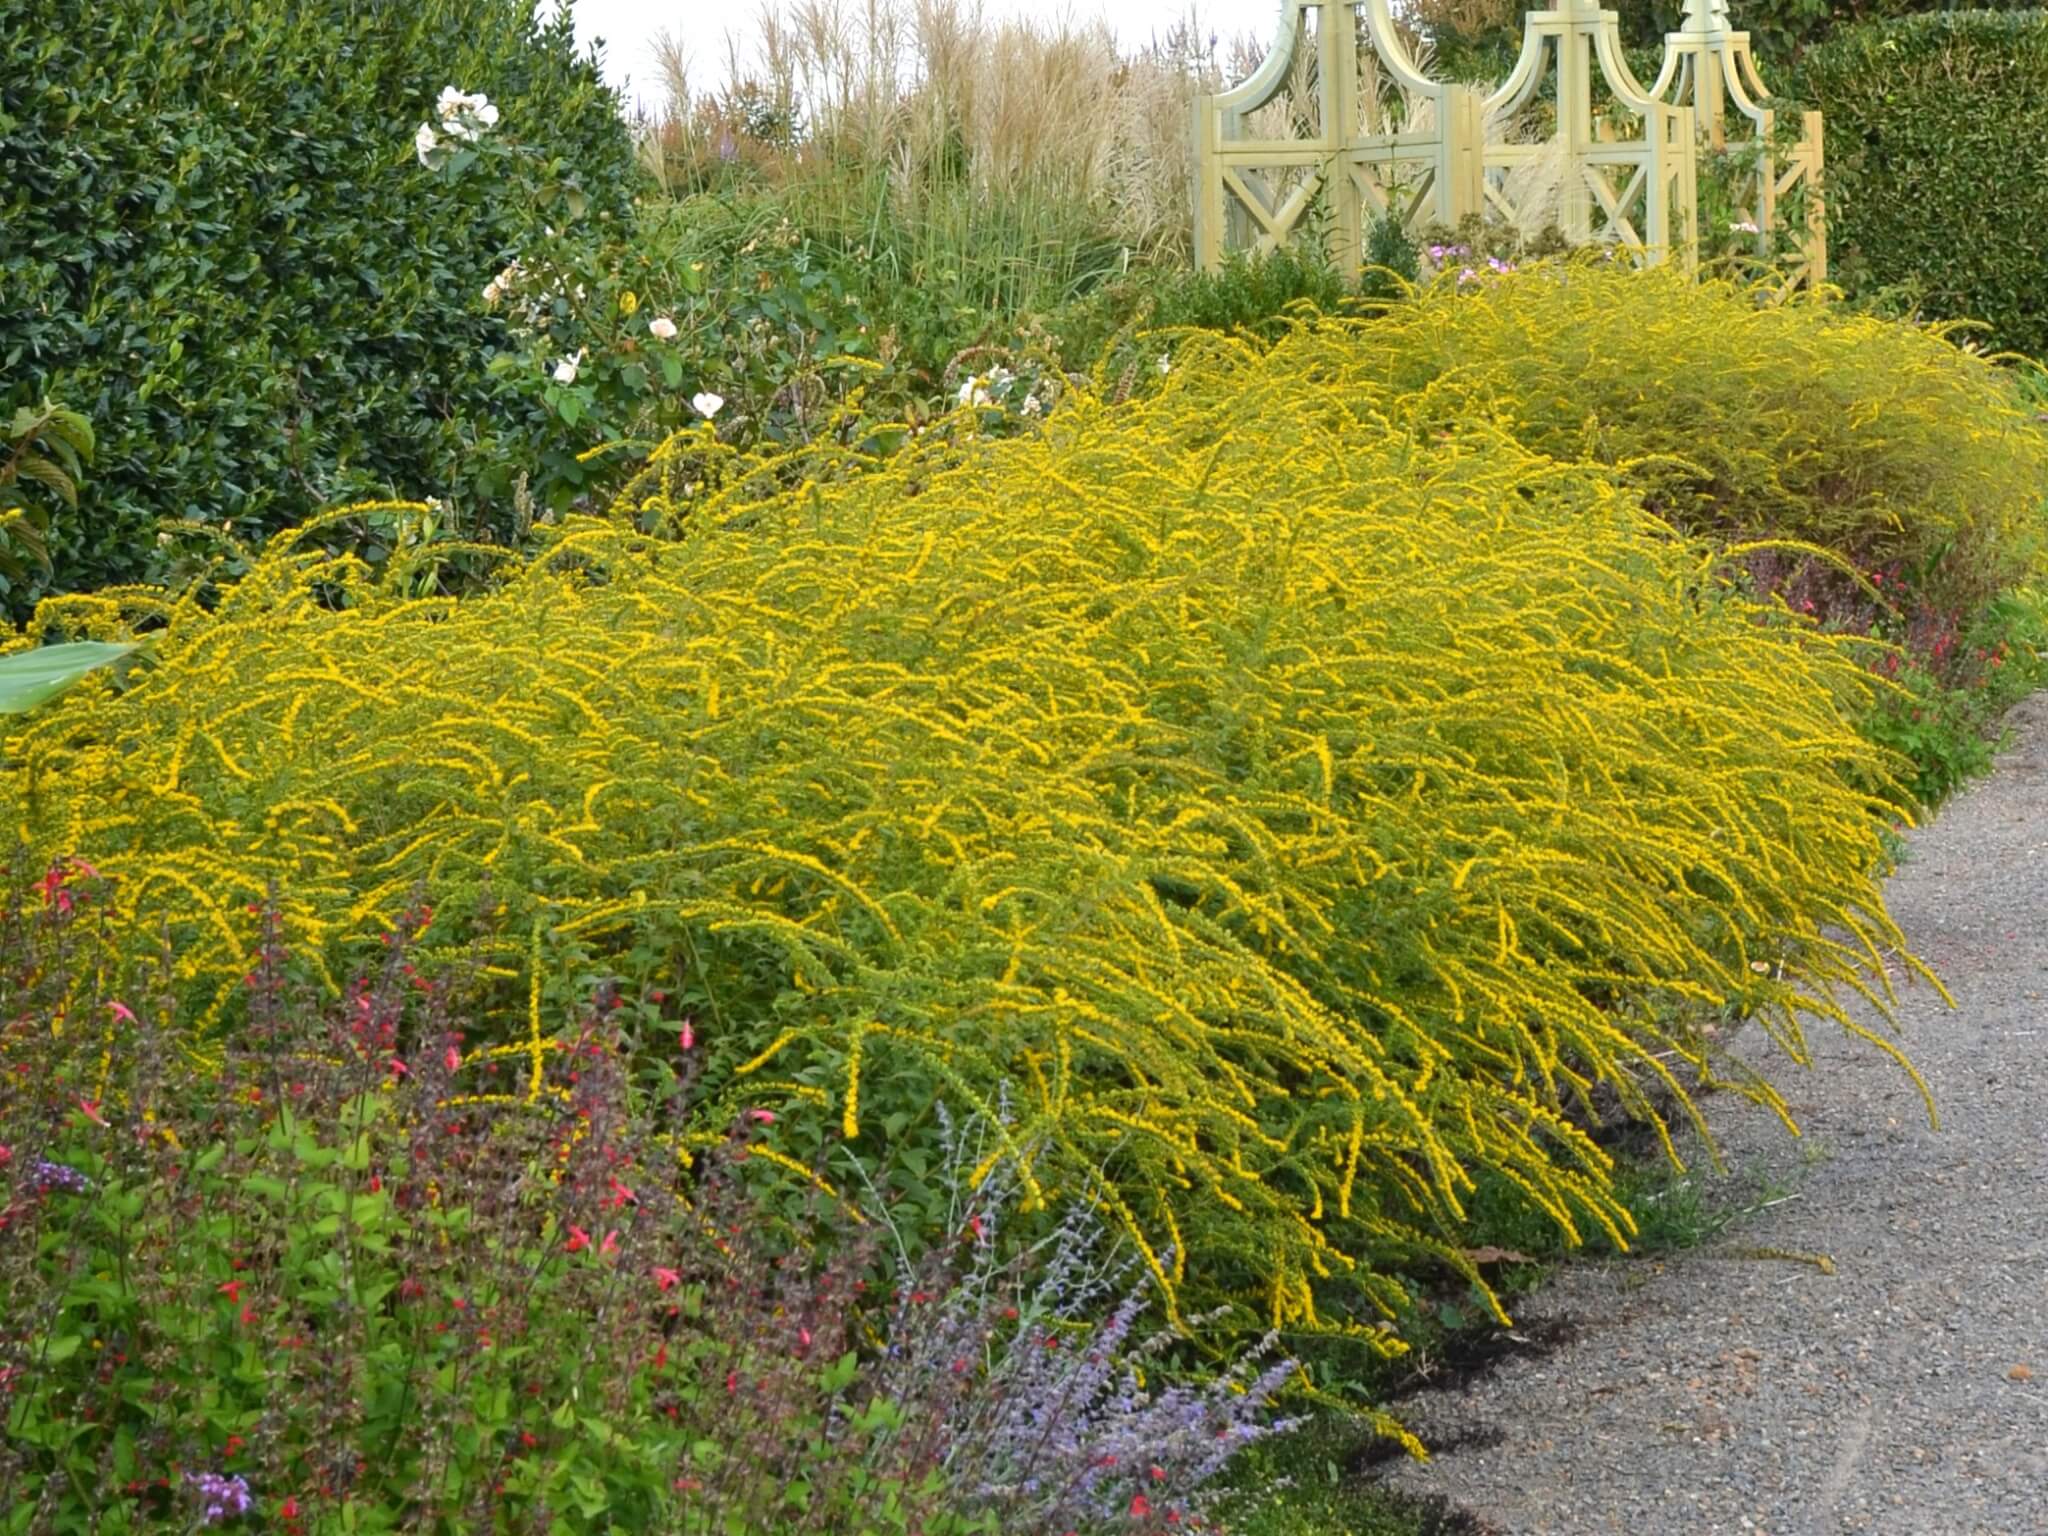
<box><xmin>0</xmin><ymin>0</ymin><xmax>637</xmax><ymax>604</ymax></box>
<box><xmin>1425</xmin><ymin>1</ymin><xmax>2040</xmax><ymax>78</ymax></box>
<box><xmin>1623</xmin><ymin>1</ymin><xmax>2040</xmax><ymax>64</ymax></box>
<box><xmin>1799</xmin><ymin>10</ymin><xmax>2048</xmax><ymax>362</ymax></box>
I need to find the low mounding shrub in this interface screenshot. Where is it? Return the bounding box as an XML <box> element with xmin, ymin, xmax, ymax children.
<box><xmin>0</xmin><ymin>878</ymin><xmax>1293</xmax><ymax>1533</ymax></box>
<box><xmin>1799</xmin><ymin>10</ymin><xmax>2048</xmax><ymax>366</ymax></box>
<box><xmin>1345</xmin><ymin>261</ymin><xmax>2048</xmax><ymax>628</ymax></box>
<box><xmin>7</xmin><ymin>319</ymin><xmax>1932</xmax><ymax>1366</ymax></box>
<box><xmin>0</xmin><ymin>0</ymin><xmax>636</xmax><ymax>604</ymax></box>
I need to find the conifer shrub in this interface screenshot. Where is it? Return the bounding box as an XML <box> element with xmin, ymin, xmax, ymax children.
<box><xmin>1346</xmin><ymin>261</ymin><xmax>2048</xmax><ymax>630</ymax></box>
<box><xmin>5</xmin><ymin>323</ymin><xmax>1934</xmax><ymax>1363</ymax></box>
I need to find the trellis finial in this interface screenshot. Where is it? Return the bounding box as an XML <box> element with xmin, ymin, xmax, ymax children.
<box><xmin>1678</xmin><ymin>0</ymin><xmax>1735</xmax><ymax>30</ymax></box>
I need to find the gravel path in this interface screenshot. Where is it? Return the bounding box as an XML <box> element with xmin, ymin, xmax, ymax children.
<box><xmin>1380</xmin><ymin>693</ymin><xmax>2048</xmax><ymax>1536</ymax></box>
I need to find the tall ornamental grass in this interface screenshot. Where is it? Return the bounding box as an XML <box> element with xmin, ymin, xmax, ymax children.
<box><xmin>647</xmin><ymin>0</ymin><xmax>1247</xmax><ymax>315</ymax></box>
<box><xmin>6</xmin><ymin>308</ymin><xmax>1933</xmax><ymax>1355</ymax></box>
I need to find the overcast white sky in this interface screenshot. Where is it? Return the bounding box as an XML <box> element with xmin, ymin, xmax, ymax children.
<box><xmin>564</xmin><ymin>0</ymin><xmax>1288</xmax><ymax>111</ymax></box>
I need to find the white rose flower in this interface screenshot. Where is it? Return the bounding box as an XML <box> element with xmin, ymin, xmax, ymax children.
<box><xmin>552</xmin><ymin>354</ymin><xmax>581</xmax><ymax>385</ymax></box>
<box><xmin>648</xmin><ymin>316</ymin><xmax>678</xmax><ymax>340</ymax></box>
<box><xmin>691</xmin><ymin>392</ymin><xmax>724</xmax><ymax>419</ymax></box>
<box><xmin>414</xmin><ymin>122</ymin><xmax>441</xmax><ymax>166</ymax></box>
<box><xmin>437</xmin><ymin>85</ymin><xmax>466</xmax><ymax>118</ymax></box>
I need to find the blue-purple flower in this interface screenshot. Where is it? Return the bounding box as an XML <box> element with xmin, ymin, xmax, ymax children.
<box><xmin>188</xmin><ymin>1471</ymin><xmax>253</xmax><ymax>1524</ymax></box>
<box><xmin>30</xmin><ymin>1159</ymin><xmax>88</xmax><ymax>1194</ymax></box>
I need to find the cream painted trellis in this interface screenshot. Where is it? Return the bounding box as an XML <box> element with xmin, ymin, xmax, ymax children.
<box><xmin>1482</xmin><ymin>1</ymin><xmax>1698</xmax><ymax>268</ymax></box>
<box><xmin>1648</xmin><ymin>0</ymin><xmax>1826</xmax><ymax>285</ymax></box>
<box><xmin>1191</xmin><ymin>0</ymin><xmax>1485</xmax><ymax>274</ymax></box>
<box><xmin>1195</xmin><ymin>0</ymin><xmax>1823</xmax><ymax>279</ymax></box>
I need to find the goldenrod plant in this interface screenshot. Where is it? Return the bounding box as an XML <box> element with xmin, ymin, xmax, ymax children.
<box><xmin>1349</xmin><ymin>260</ymin><xmax>2048</xmax><ymax>621</ymax></box>
<box><xmin>5</xmin><ymin>307</ymin><xmax>1936</xmax><ymax>1391</ymax></box>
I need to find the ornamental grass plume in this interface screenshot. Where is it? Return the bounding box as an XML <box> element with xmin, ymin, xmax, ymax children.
<box><xmin>5</xmin><ymin>306</ymin><xmax>1939</xmax><ymax>1360</ymax></box>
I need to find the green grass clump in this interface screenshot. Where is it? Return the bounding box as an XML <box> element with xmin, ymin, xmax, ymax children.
<box><xmin>8</xmin><ymin>318</ymin><xmax>1935</xmax><ymax>1400</ymax></box>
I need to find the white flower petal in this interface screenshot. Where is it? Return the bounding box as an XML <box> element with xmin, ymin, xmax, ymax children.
<box><xmin>553</xmin><ymin>357</ymin><xmax>580</xmax><ymax>384</ymax></box>
<box><xmin>692</xmin><ymin>392</ymin><xmax>724</xmax><ymax>419</ymax></box>
<box><xmin>648</xmin><ymin>316</ymin><xmax>678</xmax><ymax>340</ymax></box>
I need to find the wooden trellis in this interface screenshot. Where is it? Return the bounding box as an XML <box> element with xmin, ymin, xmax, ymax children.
<box><xmin>1647</xmin><ymin>0</ymin><xmax>1826</xmax><ymax>285</ymax></box>
<box><xmin>1195</xmin><ymin>0</ymin><xmax>1823</xmax><ymax>279</ymax></box>
<box><xmin>1192</xmin><ymin>0</ymin><xmax>1485</xmax><ymax>274</ymax></box>
<box><xmin>1482</xmin><ymin>0</ymin><xmax>1697</xmax><ymax>268</ymax></box>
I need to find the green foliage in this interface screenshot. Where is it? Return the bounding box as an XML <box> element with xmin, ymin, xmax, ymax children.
<box><xmin>1346</xmin><ymin>260</ymin><xmax>2048</xmax><ymax>625</ymax></box>
<box><xmin>1046</xmin><ymin>245</ymin><xmax>1357</xmax><ymax>375</ymax></box>
<box><xmin>0</xmin><ymin>0</ymin><xmax>637</xmax><ymax>605</ymax></box>
<box><xmin>1</xmin><ymin>883</ymin><xmax>1296</xmax><ymax>1533</ymax></box>
<box><xmin>1625</xmin><ymin>1</ymin><xmax>2043</xmax><ymax>64</ymax></box>
<box><xmin>0</xmin><ymin>399</ymin><xmax>89</xmax><ymax>591</ymax></box>
<box><xmin>1798</xmin><ymin>10</ymin><xmax>2048</xmax><ymax>364</ymax></box>
<box><xmin>473</xmin><ymin>198</ymin><xmax>896</xmax><ymax>513</ymax></box>
<box><xmin>8</xmin><ymin>319</ymin><xmax>1938</xmax><ymax>1379</ymax></box>
<box><xmin>0</xmin><ymin>640</ymin><xmax>136</xmax><ymax>714</ymax></box>
<box><xmin>1859</xmin><ymin>585</ymin><xmax>2048</xmax><ymax>808</ymax></box>
<box><xmin>1212</xmin><ymin>1414</ymin><xmax>1463</xmax><ymax>1536</ymax></box>
<box><xmin>0</xmin><ymin>919</ymin><xmax>992</xmax><ymax>1535</ymax></box>
<box><xmin>1360</xmin><ymin>215</ymin><xmax>1423</xmax><ymax>301</ymax></box>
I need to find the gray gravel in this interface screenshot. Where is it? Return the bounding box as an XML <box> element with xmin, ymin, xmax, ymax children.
<box><xmin>1379</xmin><ymin>693</ymin><xmax>2048</xmax><ymax>1536</ymax></box>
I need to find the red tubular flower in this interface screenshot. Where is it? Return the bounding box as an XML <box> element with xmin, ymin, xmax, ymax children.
<box><xmin>565</xmin><ymin>1226</ymin><xmax>591</xmax><ymax>1253</ymax></box>
<box><xmin>1130</xmin><ymin>1494</ymin><xmax>1153</xmax><ymax>1519</ymax></box>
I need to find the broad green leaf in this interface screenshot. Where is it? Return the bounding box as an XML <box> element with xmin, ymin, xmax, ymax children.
<box><xmin>0</xmin><ymin>642</ymin><xmax>136</xmax><ymax>714</ymax></box>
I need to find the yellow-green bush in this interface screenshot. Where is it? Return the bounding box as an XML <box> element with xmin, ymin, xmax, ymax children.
<box><xmin>5</xmin><ymin>320</ymin><xmax>1933</xmax><ymax>1369</ymax></box>
<box><xmin>1346</xmin><ymin>262</ymin><xmax>2048</xmax><ymax>619</ymax></box>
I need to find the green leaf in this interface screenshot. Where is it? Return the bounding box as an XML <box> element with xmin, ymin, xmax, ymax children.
<box><xmin>0</xmin><ymin>642</ymin><xmax>136</xmax><ymax>714</ymax></box>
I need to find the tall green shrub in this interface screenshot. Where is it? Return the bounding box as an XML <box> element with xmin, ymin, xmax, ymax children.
<box><xmin>0</xmin><ymin>0</ymin><xmax>637</xmax><ymax>604</ymax></box>
<box><xmin>1417</xmin><ymin>1</ymin><xmax>2038</xmax><ymax>78</ymax></box>
<box><xmin>1621</xmin><ymin>1</ymin><xmax>2040</xmax><ymax>61</ymax></box>
<box><xmin>1798</xmin><ymin>10</ymin><xmax>2048</xmax><ymax>364</ymax></box>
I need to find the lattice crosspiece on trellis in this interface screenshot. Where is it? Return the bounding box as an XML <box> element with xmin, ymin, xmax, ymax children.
<box><xmin>1193</xmin><ymin>0</ymin><xmax>1485</xmax><ymax>272</ymax></box>
<box><xmin>1482</xmin><ymin>0</ymin><xmax>1699</xmax><ymax>269</ymax></box>
<box><xmin>1646</xmin><ymin>0</ymin><xmax>1826</xmax><ymax>285</ymax></box>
